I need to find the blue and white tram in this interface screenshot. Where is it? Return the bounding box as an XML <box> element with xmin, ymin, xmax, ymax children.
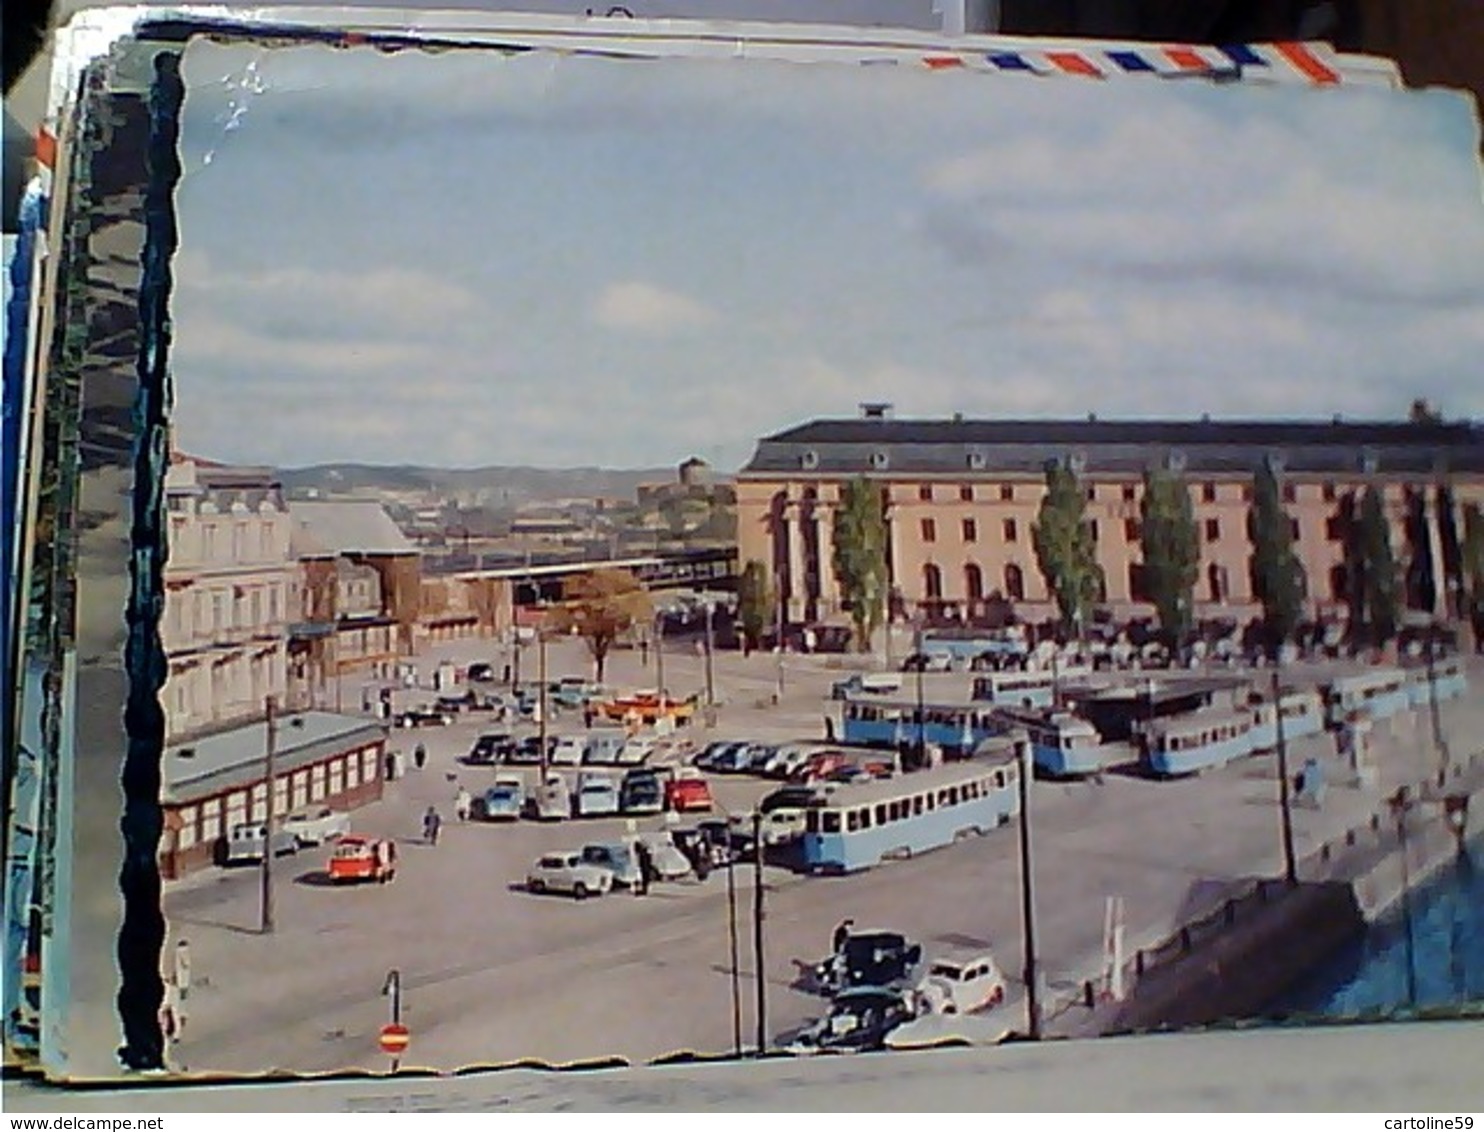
<box><xmin>1403</xmin><ymin>658</ymin><xmax>1467</xmax><ymax>709</ymax></box>
<box><xmin>841</xmin><ymin>699</ymin><xmax>1007</xmax><ymax>754</ymax></box>
<box><xmin>801</xmin><ymin>756</ymin><xmax>1021</xmax><ymax>874</ymax></box>
<box><xmin>970</xmin><ymin>668</ymin><xmax>1089</xmax><ymax>710</ymax></box>
<box><xmin>997</xmin><ymin>709</ymin><xmax>1106</xmax><ymax>776</ymax></box>
<box><xmin>1248</xmin><ymin>689</ymin><xmax>1325</xmax><ymax>752</ymax></box>
<box><xmin>1322</xmin><ymin>668</ymin><xmax>1410</xmax><ymax>728</ymax></box>
<box><xmin>1143</xmin><ymin>709</ymin><xmax>1254</xmax><ymax>777</ymax></box>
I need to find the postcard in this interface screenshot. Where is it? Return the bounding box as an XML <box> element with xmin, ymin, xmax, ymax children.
<box><xmin>10</xmin><ymin>10</ymin><xmax>1484</xmax><ymax>1083</ymax></box>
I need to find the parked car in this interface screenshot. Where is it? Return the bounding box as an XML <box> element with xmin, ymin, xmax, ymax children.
<box><xmin>476</xmin><ymin>777</ymin><xmax>526</xmax><ymax>821</ymax></box>
<box><xmin>692</xmin><ymin>741</ymin><xmax>737</xmax><ymax>769</ymax></box>
<box><xmin>549</xmin><ymin>735</ymin><xmax>588</xmax><ymax>766</ymax></box>
<box><xmin>467</xmin><ymin>662</ymin><xmax>497</xmax><ymax>683</ymax></box>
<box><xmin>526</xmin><ymin>852</ymin><xmax>613</xmax><ymax>900</ymax></box>
<box><xmin>434</xmin><ymin>693</ymin><xmax>471</xmax><ymax>715</ymax></box>
<box><xmin>464</xmin><ymin>732</ymin><xmax>517</xmax><ymax>766</ymax></box>
<box><xmin>710</xmin><ymin>743</ymin><xmax>756</xmax><ymax>774</ymax></box>
<box><xmin>634</xmin><ymin>832</ymin><xmax>693</xmax><ymax>880</ymax></box>
<box><xmin>831</xmin><ymin>673</ymin><xmax>904</xmax><ymax>700</ymax></box>
<box><xmin>780</xmin><ymin>988</ymin><xmax>917</xmax><ymax>1055</ymax></box>
<box><xmin>813</xmin><ymin>931</ymin><xmax>925</xmax><ymax>995</ymax></box>
<box><xmin>510</xmin><ymin>735</ymin><xmax>558</xmax><ymax>765</ymax></box>
<box><xmin>744</xmin><ymin>744</ymin><xmax>779</xmax><ymax>774</ymax></box>
<box><xmin>327</xmin><ymin>835</ymin><xmax>397</xmax><ymax>884</ymax></box>
<box><xmin>913</xmin><ymin>952</ymin><xmax>1007</xmax><ymax>1016</ymax></box>
<box><xmin>397</xmin><ymin>706</ymin><xmax>454</xmax><ymax>728</ymax></box>
<box><xmin>665</xmin><ymin>772</ymin><xmax>714</xmax><ymax>814</ymax></box>
<box><xmin>790</xmin><ymin>751</ymin><xmax>849</xmax><ymax>784</ymax></box>
<box><xmin>620</xmin><ymin>769</ymin><xmax>665</xmax><ymax>815</ymax></box>
<box><xmin>280</xmin><ymin>806</ymin><xmax>350</xmax><ymax>847</ymax></box>
<box><xmin>527</xmin><ymin>774</ymin><xmax>570</xmax><ymax>822</ymax></box>
<box><xmin>580</xmin><ymin>842</ymin><xmax>642</xmax><ymax>888</ymax></box>
<box><xmin>901</xmin><ymin>653</ymin><xmax>953</xmax><ymax>673</ymax></box>
<box><xmin>615</xmin><ymin>737</ymin><xmax>656</xmax><ymax>766</ymax></box>
<box><xmin>221</xmin><ymin>822</ymin><xmax>298</xmax><ymax>865</ymax></box>
<box><xmin>573</xmin><ymin>773</ymin><xmax>621</xmax><ymax>817</ymax></box>
<box><xmin>582</xmin><ymin>733</ymin><xmax>628</xmax><ymax>765</ymax></box>
<box><xmin>763</xmin><ymin>744</ymin><xmax>816</xmax><ymax>779</ymax></box>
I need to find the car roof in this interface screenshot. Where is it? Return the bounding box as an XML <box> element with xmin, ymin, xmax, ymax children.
<box><xmin>833</xmin><ymin>987</ymin><xmax>909</xmax><ymax>1005</ymax></box>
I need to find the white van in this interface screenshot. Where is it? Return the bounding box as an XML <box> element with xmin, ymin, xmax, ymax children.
<box><xmin>831</xmin><ymin>673</ymin><xmax>904</xmax><ymax>700</ymax></box>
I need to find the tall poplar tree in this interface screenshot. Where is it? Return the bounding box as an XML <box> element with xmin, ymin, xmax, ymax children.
<box><xmin>1250</xmin><ymin>460</ymin><xmax>1305</xmax><ymax>654</ymax></box>
<box><xmin>831</xmin><ymin>477</ymin><xmax>889</xmax><ymax>652</ymax></box>
<box><xmin>1140</xmin><ymin>467</ymin><xmax>1201</xmax><ymax>648</ymax></box>
<box><xmin>1031</xmin><ymin>460</ymin><xmax>1104</xmax><ymax>635</ymax></box>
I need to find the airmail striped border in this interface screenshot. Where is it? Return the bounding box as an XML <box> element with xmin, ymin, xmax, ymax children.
<box><xmin>942</xmin><ymin>40</ymin><xmax>1345</xmax><ymax>83</ymax></box>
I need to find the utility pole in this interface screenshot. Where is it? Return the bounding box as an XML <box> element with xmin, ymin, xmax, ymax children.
<box><xmin>1389</xmin><ymin>790</ymin><xmax>1419</xmax><ymax>1008</ymax></box>
<box><xmin>913</xmin><ymin>618</ymin><xmax>926</xmax><ymax>767</ymax></box>
<box><xmin>260</xmin><ymin>696</ymin><xmax>278</xmax><ymax>935</ymax></box>
<box><xmin>655</xmin><ymin>611</ymin><xmax>665</xmax><ymax>708</ymax></box>
<box><xmin>1014</xmin><ymin>732</ymin><xmax>1041</xmax><ymax>1039</ymax></box>
<box><xmin>703</xmin><ymin>598</ymin><xmax>716</xmax><ymax>711</ymax></box>
<box><xmin>752</xmin><ymin>811</ymin><xmax>767</xmax><ymax>1055</ymax></box>
<box><xmin>1425</xmin><ymin>637</ymin><xmax>1449</xmax><ymax>774</ymax></box>
<box><xmin>725</xmin><ymin>845</ymin><xmax>742</xmax><ymax>1058</ymax></box>
<box><xmin>1272</xmin><ymin>668</ymin><xmax>1298</xmax><ymax>887</ymax></box>
<box><xmin>537</xmin><ymin>618</ymin><xmax>549</xmax><ymax>781</ymax></box>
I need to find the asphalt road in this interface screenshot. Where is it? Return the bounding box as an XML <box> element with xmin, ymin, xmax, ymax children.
<box><xmin>140</xmin><ymin>640</ymin><xmax>1484</xmax><ymax>1074</ymax></box>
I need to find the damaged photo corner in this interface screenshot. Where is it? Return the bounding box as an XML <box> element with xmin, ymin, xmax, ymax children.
<box><xmin>8</xmin><ymin>9</ymin><xmax>1484</xmax><ymax>1096</ymax></box>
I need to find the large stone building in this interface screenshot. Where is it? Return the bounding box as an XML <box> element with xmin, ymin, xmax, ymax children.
<box><xmin>161</xmin><ymin>455</ymin><xmax>296</xmax><ymax>742</ymax></box>
<box><xmin>736</xmin><ymin>408</ymin><xmax>1484</xmax><ymax>629</ymax></box>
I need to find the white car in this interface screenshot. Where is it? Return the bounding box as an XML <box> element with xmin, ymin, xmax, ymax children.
<box><xmin>280</xmin><ymin>807</ymin><xmax>351</xmax><ymax>847</ymax></box>
<box><xmin>526</xmin><ymin>852</ymin><xmax>614</xmax><ymax>900</ymax></box>
<box><xmin>913</xmin><ymin>952</ymin><xmax>1007</xmax><ymax>1016</ymax></box>
<box><xmin>550</xmin><ymin>736</ymin><xmax>587</xmax><ymax>766</ymax></box>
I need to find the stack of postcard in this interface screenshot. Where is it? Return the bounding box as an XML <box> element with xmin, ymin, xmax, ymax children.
<box><xmin>4</xmin><ymin>5</ymin><xmax>1482</xmax><ymax>1089</ymax></box>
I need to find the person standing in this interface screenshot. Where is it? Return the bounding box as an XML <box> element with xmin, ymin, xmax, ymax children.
<box><xmin>633</xmin><ymin>841</ymin><xmax>653</xmax><ymax>896</ymax></box>
<box><xmin>414</xmin><ymin>742</ymin><xmax>427</xmax><ymax>771</ymax></box>
<box><xmin>833</xmin><ymin>917</ymin><xmax>855</xmax><ymax>955</ymax></box>
<box><xmin>423</xmin><ymin>806</ymin><xmax>441</xmax><ymax>846</ymax></box>
<box><xmin>455</xmin><ymin>786</ymin><xmax>472</xmax><ymax>823</ymax></box>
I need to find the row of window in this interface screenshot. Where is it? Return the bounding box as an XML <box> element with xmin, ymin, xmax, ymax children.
<box><xmin>170</xmin><ymin>746</ymin><xmax>381</xmax><ymax>850</ymax></box>
<box><xmin>807</xmin><ymin>773</ymin><xmax>1011</xmax><ymax>834</ymax></box>
<box><xmin>167</xmin><ymin>514</ymin><xmax>290</xmax><ymax>567</ymax></box>
<box><xmin>921</xmin><ymin>514</ymin><xmax>1312</xmax><ymax>547</ymax></box>
<box><xmin>845</xmin><ymin>705</ymin><xmax>1000</xmax><ymax>729</ymax></box>
<box><xmin>910</xmin><ymin>482</ymin><xmax>1336</xmax><ymax>505</ymax></box>
<box><xmin>1159</xmin><ymin>722</ymin><xmax>1248</xmax><ymax>752</ymax></box>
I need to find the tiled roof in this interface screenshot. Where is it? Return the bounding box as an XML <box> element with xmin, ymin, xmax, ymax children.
<box><xmin>741</xmin><ymin>417</ymin><xmax>1484</xmax><ymax>477</ymax></box>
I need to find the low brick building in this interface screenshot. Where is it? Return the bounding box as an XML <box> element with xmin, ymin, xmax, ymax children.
<box><xmin>158</xmin><ymin>710</ymin><xmax>388</xmax><ymax>880</ymax></box>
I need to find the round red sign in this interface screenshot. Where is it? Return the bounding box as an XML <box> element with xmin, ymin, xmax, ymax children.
<box><xmin>378</xmin><ymin>1022</ymin><xmax>411</xmax><ymax>1056</ymax></box>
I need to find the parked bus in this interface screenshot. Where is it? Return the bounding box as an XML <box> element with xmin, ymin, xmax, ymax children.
<box><xmin>801</xmin><ymin>755</ymin><xmax>1021</xmax><ymax>874</ymax></box>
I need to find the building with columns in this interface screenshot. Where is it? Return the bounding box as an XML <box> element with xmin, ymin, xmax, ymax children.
<box><xmin>161</xmin><ymin>455</ymin><xmax>296</xmax><ymax>743</ymax></box>
<box><xmin>736</xmin><ymin>408</ymin><xmax>1484</xmax><ymax>630</ymax></box>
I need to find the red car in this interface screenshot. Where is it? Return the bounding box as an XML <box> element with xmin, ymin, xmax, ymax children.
<box><xmin>790</xmin><ymin>751</ymin><xmax>848</xmax><ymax>784</ymax></box>
<box><xmin>665</xmin><ymin>775</ymin><xmax>714</xmax><ymax>813</ymax></box>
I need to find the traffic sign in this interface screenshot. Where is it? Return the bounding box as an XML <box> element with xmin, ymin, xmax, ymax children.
<box><xmin>379</xmin><ymin>1022</ymin><xmax>411</xmax><ymax>1056</ymax></box>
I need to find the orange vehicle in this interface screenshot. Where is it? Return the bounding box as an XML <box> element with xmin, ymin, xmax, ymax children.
<box><xmin>600</xmin><ymin>692</ymin><xmax>696</xmax><ymax>726</ymax></box>
<box><xmin>328</xmin><ymin>835</ymin><xmax>397</xmax><ymax>884</ymax></box>
<box><xmin>665</xmin><ymin>773</ymin><xmax>714</xmax><ymax>813</ymax></box>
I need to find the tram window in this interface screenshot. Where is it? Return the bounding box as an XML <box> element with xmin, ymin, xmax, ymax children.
<box><xmin>947</xmin><ymin>787</ymin><xmax>960</xmax><ymax>805</ymax></box>
<box><xmin>993</xmin><ymin>771</ymin><xmax>1004</xmax><ymax>787</ymax></box>
<box><xmin>859</xmin><ymin>808</ymin><xmax>872</xmax><ymax>830</ymax></box>
<box><xmin>936</xmin><ymin>790</ymin><xmax>947</xmax><ymax>806</ymax></box>
<box><xmin>913</xmin><ymin>796</ymin><xmax>924</xmax><ymax>816</ymax></box>
<box><xmin>806</xmin><ymin>810</ymin><xmax>820</xmax><ymax>833</ymax></box>
<box><xmin>876</xmin><ymin>804</ymin><xmax>888</xmax><ymax>825</ymax></box>
<box><xmin>926</xmin><ymin>794</ymin><xmax>935</xmax><ymax>811</ymax></box>
<box><xmin>823</xmin><ymin>812</ymin><xmax>842</xmax><ymax>833</ymax></box>
<box><xmin>847</xmin><ymin>811</ymin><xmax>861</xmax><ymax>833</ymax></box>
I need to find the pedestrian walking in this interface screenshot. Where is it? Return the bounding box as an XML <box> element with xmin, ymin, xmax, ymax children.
<box><xmin>423</xmin><ymin>806</ymin><xmax>442</xmax><ymax>846</ymax></box>
<box><xmin>633</xmin><ymin>841</ymin><xmax>653</xmax><ymax>896</ymax></box>
<box><xmin>414</xmin><ymin>742</ymin><xmax>427</xmax><ymax>771</ymax></box>
<box><xmin>640</xmin><ymin>639</ymin><xmax>650</xmax><ymax>666</ymax></box>
<box><xmin>824</xmin><ymin>716</ymin><xmax>836</xmax><ymax>742</ymax></box>
<box><xmin>583</xmin><ymin>704</ymin><xmax>595</xmax><ymax>729</ymax></box>
<box><xmin>455</xmin><ymin>786</ymin><xmax>472</xmax><ymax>823</ymax></box>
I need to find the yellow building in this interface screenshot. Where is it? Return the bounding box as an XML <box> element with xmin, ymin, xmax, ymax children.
<box><xmin>736</xmin><ymin>408</ymin><xmax>1484</xmax><ymax>629</ymax></box>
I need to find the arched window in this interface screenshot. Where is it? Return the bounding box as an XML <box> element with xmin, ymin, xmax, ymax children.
<box><xmin>923</xmin><ymin>563</ymin><xmax>944</xmax><ymax>600</ymax></box>
<box><xmin>1207</xmin><ymin>564</ymin><xmax>1228</xmax><ymax>603</ymax></box>
<box><xmin>1004</xmin><ymin>563</ymin><xmax>1025</xmax><ymax>602</ymax></box>
<box><xmin>964</xmin><ymin>563</ymin><xmax>984</xmax><ymax>602</ymax></box>
<box><xmin>1329</xmin><ymin>564</ymin><xmax>1349</xmax><ymax>603</ymax></box>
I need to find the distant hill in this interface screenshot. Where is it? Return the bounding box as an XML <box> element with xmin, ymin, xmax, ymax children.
<box><xmin>275</xmin><ymin>463</ymin><xmax>686</xmax><ymax>508</ymax></box>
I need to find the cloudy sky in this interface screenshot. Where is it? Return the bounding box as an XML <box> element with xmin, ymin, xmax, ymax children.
<box><xmin>170</xmin><ymin>41</ymin><xmax>1484</xmax><ymax>472</ymax></box>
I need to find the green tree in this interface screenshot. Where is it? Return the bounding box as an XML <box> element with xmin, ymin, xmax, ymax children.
<box><xmin>736</xmin><ymin>559</ymin><xmax>773</xmax><ymax>654</ymax></box>
<box><xmin>831</xmin><ymin>477</ymin><xmax>889</xmax><ymax>652</ymax></box>
<box><xmin>546</xmin><ymin>568</ymin><xmax>653</xmax><ymax>682</ymax></box>
<box><xmin>1249</xmin><ymin>460</ymin><xmax>1306</xmax><ymax>654</ymax></box>
<box><xmin>1409</xmin><ymin>398</ymin><xmax>1444</xmax><ymax>425</ymax></box>
<box><xmin>1355</xmin><ymin>485</ymin><xmax>1400</xmax><ymax>647</ymax></box>
<box><xmin>1031</xmin><ymin>460</ymin><xmax>1104</xmax><ymax>634</ymax></box>
<box><xmin>1139</xmin><ymin>467</ymin><xmax>1201</xmax><ymax>648</ymax></box>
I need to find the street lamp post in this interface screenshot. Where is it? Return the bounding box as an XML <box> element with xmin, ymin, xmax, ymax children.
<box><xmin>655</xmin><ymin>611</ymin><xmax>666</xmax><ymax>709</ymax></box>
<box><xmin>1388</xmin><ymin>789</ymin><xmax>1419</xmax><ymax>1008</ymax></box>
<box><xmin>913</xmin><ymin>617</ymin><xmax>926</xmax><ymax>767</ymax></box>
<box><xmin>703</xmin><ymin>598</ymin><xmax>716</xmax><ymax>709</ymax></box>
<box><xmin>752</xmin><ymin>811</ymin><xmax>768</xmax><ymax>1055</ymax></box>
<box><xmin>724</xmin><ymin>836</ymin><xmax>742</xmax><ymax>1058</ymax></box>
<box><xmin>1014</xmin><ymin>732</ymin><xmax>1042</xmax><ymax>1039</ymax></box>
<box><xmin>1272</xmin><ymin>668</ymin><xmax>1298</xmax><ymax>887</ymax></box>
<box><xmin>774</xmin><ymin>592</ymin><xmax>786</xmax><ymax>703</ymax></box>
<box><xmin>259</xmin><ymin>696</ymin><xmax>278</xmax><ymax>936</ymax></box>
<box><xmin>537</xmin><ymin>616</ymin><xmax>549</xmax><ymax>781</ymax></box>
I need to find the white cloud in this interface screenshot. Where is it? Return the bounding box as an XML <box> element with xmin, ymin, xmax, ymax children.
<box><xmin>591</xmin><ymin>280</ymin><xmax>717</xmax><ymax>336</ymax></box>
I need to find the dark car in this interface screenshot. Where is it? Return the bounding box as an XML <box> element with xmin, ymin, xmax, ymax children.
<box><xmin>619</xmin><ymin>769</ymin><xmax>664</xmax><ymax>815</ymax></box>
<box><xmin>462</xmin><ymin>732</ymin><xmax>517</xmax><ymax>766</ymax></box>
<box><xmin>467</xmin><ymin>663</ymin><xmax>497</xmax><ymax>683</ymax></box>
<box><xmin>397</xmin><ymin>706</ymin><xmax>453</xmax><ymax>728</ymax></box>
<box><xmin>814</xmin><ymin>932</ymin><xmax>924</xmax><ymax>996</ymax></box>
<box><xmin>435</xmin><ymin>693</ymin><xmax>472</xmax><ymax>715</ymax></box>
<box><xmin>782</xmin><ymin>988</ymin><xmax>916</xmax><ymax>1054</ymax></box>
<box><xmin>509</xmin><ymin>735</ymin><xmax>559</xmax><ymax>765</ymax></box>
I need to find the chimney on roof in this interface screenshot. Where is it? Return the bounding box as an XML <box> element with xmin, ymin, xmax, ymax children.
<box><xmin>1201</xmin><ymin>413</ymin><xmax>1211</xmax><ymax>424</ymax></box>
<box><xmin>952</xmin><ymin>412</ymin><xmax>964</xmax><ymax>423</ymax></box>
<box><xmin>859</xmin><ymin>402</ymin><xmax>894</xmax><ymax>420</ymax></box>
<box><xmin>1087</xmin><ymin>412</ymin><xmax>1098</xmax><ymax>423</ymax></box>
<box><xmin>1333</xmin><ymin>414</ymin><xmax>1344</xmax><ymax>425</ymax></box>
